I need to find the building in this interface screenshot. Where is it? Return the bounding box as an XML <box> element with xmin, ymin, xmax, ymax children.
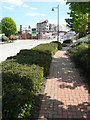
<box><xmin>22</xmin><ymin>25</ymin><xmax>31</xmax><ymax>34</ymax></box>
<box><xmin>37</xmin><ymin>20</ymin><xmax>56</xmax><ymax>34</ymax></box>
<box><xmin>19</xmin><ymin>25</ymin><xmax>32</xmax><ymax>34</ymax></box>
<box><xmin>49</xmin><ymin>24</ymin><xmax>57</xmax><ymax>32</ymax></box>
<box><xmin>37</xmin><ymin>20</ymin><xmax>49</xmax><ymax>34</ymax></box>
<box><xmin>20</xmin><ymin>25</ymin><xmax>22</xmax><ymax>34</ymax></box>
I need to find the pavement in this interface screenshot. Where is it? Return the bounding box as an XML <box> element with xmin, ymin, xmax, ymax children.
<box><xmin>38</xmin><ymin>46</ymin><xmax>90</xmax><ymax>119</ymax></box>
<box><xmin>0</xmin><ymin>39</ymin><xmax>57</xmax><ymax>63</ymax></box>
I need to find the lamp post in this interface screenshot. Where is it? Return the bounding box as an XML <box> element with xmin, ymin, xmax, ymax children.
<box><xmin>52</xmin><ymin>5</ymin><xmax>59</xmax><ymax>41</ymax></box>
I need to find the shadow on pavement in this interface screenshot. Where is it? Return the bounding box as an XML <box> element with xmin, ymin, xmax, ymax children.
<box><xmin>49</xmin><ymin>53</ymin><xmax>89</xmax><ymax>92</ymax></box>
<box><xmin>37</xmin><ymin>93</ymin><xmax>90</xmax><ymax>119</ymax></box>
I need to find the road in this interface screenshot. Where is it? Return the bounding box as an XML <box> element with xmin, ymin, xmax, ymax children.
<box><xmin>0</xmin><ymin>39</ymin><xmax>57</xmax><ymax>63</ymax></box>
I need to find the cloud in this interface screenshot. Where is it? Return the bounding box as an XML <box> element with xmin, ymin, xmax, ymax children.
<box><xmin>30</xmin><ymin>7</ymin><xmax>37</xmax><ymax>10</ymax></box>
<box><xmin>26</xmin><ymin>12</ymin><xmax>46</xmax><ymax>16</ymax></box>
<box><xmin>26</xmin><ymin>13</ymin><xmax>38</xmax><ymax>16</ymax></box>
<box><xmin>23</xmin><ymin>4</ymin><xmax>29</xmax><ymax>8</ymax></box>
<box><xmin>3</xmin><ymin>5</ymin><xmax>14</xmax><ymax>10</ymax></box>
<box><xmin>23</xmin><ymin>0</ymin><xmax>66</xmax><ymax>3</ymax></box>
<box><xmin>0</xmin><ymin>0</ymin><xmax>23</xmax><ymax>6</ymax></box>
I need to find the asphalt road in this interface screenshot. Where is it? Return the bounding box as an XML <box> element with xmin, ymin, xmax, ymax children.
<box><xmin>0</xmin><ymin>39</ymin><xmax>57</xmax><ymax>63</ymax></box>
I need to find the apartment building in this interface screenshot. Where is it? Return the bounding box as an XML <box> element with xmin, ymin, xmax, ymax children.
<box><xmin>37</xmin><ymin>20</ymin><xmax>56</xmax><ymax>34</ymax></box>
<box><xmin>37</xmin><ymin>20</ymin><xmax>49</xmax><ymax>33</ymax></box>
<box><xmin>49</xmin><ymin>24</ymin><xmax>57</xmax><ymax>32</ymax></box>
<box><xmin>20</xmin><ymin>25</ymin><xmax>32</xmax><ymax>34</ymax></box>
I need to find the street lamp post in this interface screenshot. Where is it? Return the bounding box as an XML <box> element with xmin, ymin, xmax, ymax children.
<box><xmin>52</xmin><ymin>5</ymin><xmax>59</xmax><ymax>41</ymax></box>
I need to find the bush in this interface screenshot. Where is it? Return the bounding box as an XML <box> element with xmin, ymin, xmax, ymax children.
<box><xmin>2</xmin><ymin>36</ymin><xmax>9</xmax><ymax>42</ymax></box>
<box><xmin>70</xmin><ymin>42</ymin><xmax>90</xmax><ymax>77</ymax></box>
<box><xmin>2</xmin><ymin>42</ymin><xmax>62</xmax><ymax>119</ymax></box>
<box><xmin>9</xmin><ymin>37</ymin><xmax>13</xmax><ymax>40</ymax></box>
<box><xmin>33</xmin><ymin>42</ymin><xmax>62</xmax><ymax>55</ymax></box>
<box><xmin>50</xmin><ymin>41</ymin><xmax>62</xmax><ymax>50</ymax></box>
<box><xmin>2</xmin><ymin>60</ymin><xmax>44</xmax><ymax>118</ymax></box>
<box><xmin>70</xmin><ymin>34</ymin><xmax>90</xmax><ymax>47</ymax></box>
<box><xmin>9</xmin><ymin>37</ymin><xmax>17</xmax><ymax>40</ymax></box>
<box><xmin>63</xmin><ymin>39</ymin><xmax>73</xmax><ymax>43</ymax></box>
<box><xmin>14</xmin><ymin>38</ymin><xmax>17</xmax><ymax>40</ymax></box>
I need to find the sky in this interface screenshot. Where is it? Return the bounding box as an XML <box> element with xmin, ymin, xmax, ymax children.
<box><xmin>0</xmin><ymin>0</ymin><xmax>70</xmax><ymax>31</ymax></box>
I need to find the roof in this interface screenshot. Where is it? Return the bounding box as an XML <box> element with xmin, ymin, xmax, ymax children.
<box><xmin>37</xmin><ymin>20</ymin><xmax>48</xmax><ymax>24</ymax></box>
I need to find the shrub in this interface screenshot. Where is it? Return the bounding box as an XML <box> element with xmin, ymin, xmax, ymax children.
<box><xmin>2</xmin><ymin>60</ymin><xmax>44</xmax><ymax>118</ymax></box>
<box><xmin>70</xmin><ymin>34</ymin><xmax>90</xmax><ymax>47</ymax></box>
<box><xmin>50</xmin><ymin>41</ymin><xmax>62</xmax><ymax>50</ymax></box>
<box><xmin>9</xmin><ymin>37</ymin><xmax>17</xmax><ymax>40</ymax></box>
<box><xmin>63</xmin><ymin>39</ymin><xmax>73</xmax><ymax>43</ymax></box>
<box><xmin>14</xmin><ymin>38</ymin><xmax>17</xmax><ymax>40</ymax></box>
<box><xmin>9</xmin><ymin>37</ymin><xmax>13</xmax><ymax>40</ymax></box>
<box><xmin>33</xmin><ymin>42</ymin><xmax>62</xmax><ymax>55</ymax></box>
<box><xmin>15</xmin><ymin>49</ymin><xmax>51</xmax><ymax>76</ymax></box>
<box><xmin>70</xmin><ymin>42</ymin><xmax>90</xmax><ymax>77</ymax></box>
<box><xmin>2</xmin><ymin>36</ymin><xmax>9</xmax><ymax>42</ymax></box>
<box><xmin>2</xmin><ymin>42</ymin><xmax>62</xmax><ymax>119</ymax></box>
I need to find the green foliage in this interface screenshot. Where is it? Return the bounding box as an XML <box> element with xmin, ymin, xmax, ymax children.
<box><xmin>2</xmin><ymin>42</ymin><xmax>62</xmax><ymax>119</ymax></box>
<box><xmin>0</xmin><ymin>22</ymin><xmax>2</xmax><ymax>34</ymax></box>
<box><xmin>14</xmin><ymin>38</ymin><xmax>17</xmax><ymax>40</ymax></box>
<box><xmin>65</xmin><ymin>2</ymin><xmax>90</xmax><ymax>37</ymax></box>
<box><xmin>63</xmin><ymin>39</ymin><xmax>73</xmax><ymax>43</ymax></box>
<box><xmin>70</xmin><ymin>40</ymin><xmax>90</xmax><ymax>77</ymax></box>
<box><xmin>66</xmin><ymin>2</ymin><xmax>89</xmax><ymax>14</ymax></box>
<box><xmin>70</xmin><ymin>34</ymin><xmax>90</xmax><ymax>47</ymax></box>
<box><xmin>9</xmin><ymin>37</ymin><xmax>17</xmax><ymax>40</ymax></box>
<box><xmin>50</xmin><ymin>41</ymin><xmax>62</xmax><ymax>50</ymax></box>
<box><xmin>2</xmin><ymin>36</ymin><xmax>9</xmax><ymax>42</ymax></box>
<box><xmin>1</xmin><ymin>17</ymin><xmax>17</xmax><ymax>37</ymax></box>
<box><xmin>2</xmin><ymin>60</ymin><xmax>44</xmax><ymax>118</ymax></box>
<box><xmin>9</xmin><ymin>38</ymin><xmax>13</xmax><ymax>40</ymax></box>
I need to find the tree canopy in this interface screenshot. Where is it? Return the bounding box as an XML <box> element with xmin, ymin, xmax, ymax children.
<box><xmin>1</xmin><ymin>17</ymin><xmax>17</xmax><ymax>37</ymax></box>
<box><xmin>65</xmin><ymin>2</ymin><xmax>90</xmax><ymax>38</ymax></box>
<box><xmin>0</xmin><ymin>22</ymin><xmax>2</xmax><ymax>34</ymax></box>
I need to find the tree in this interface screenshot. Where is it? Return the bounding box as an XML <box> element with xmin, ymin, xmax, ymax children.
<box><xmin>65</xmin><ymin>2</ymin><xmax>90</xmax><ymax>38</ymax></box>
<box><xmin>1</xmin><ymin>17</ymin><xmax>17</xmax><ymax>37</ymax></box>
<box><xmin>0</xmin><ymin>22</ymin><xmax>2</xmax><ymax>34</ymax></box>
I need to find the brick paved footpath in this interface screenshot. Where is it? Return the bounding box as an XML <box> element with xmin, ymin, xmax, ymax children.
<box><xmin>38</xmin><ymin>47</ymin><xmax>90</xmax><ymax>119</ymax></box>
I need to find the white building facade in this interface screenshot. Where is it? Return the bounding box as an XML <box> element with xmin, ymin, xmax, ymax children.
<box><xmin>37</xmin><ymin>20</ymin><xmax>56</xmax><ymax>34</ymax></box>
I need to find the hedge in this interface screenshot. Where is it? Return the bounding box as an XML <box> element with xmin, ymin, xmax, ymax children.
<box><xmin>63</xmin><ymin>39</ymin><xmax>73</xmax><ymax>44</ymax></box>
<box><xmin>2</xmin><ymin>60</ymin><xmax>44</xmax><ymax>118</ymax></box>
<box><xmin>70</xmin><ymin>43</ymin><xmax>90</xmax><ymax>72</ymax></box>
<box><xmin>70</xmin><ymin>42</ymin><xmax>90</xmax><ymax>84</ymax></box>
<box><xmin>2</xmin><ymin>41</ymin><xmax>62</xmax><ymax>119</ymax></box>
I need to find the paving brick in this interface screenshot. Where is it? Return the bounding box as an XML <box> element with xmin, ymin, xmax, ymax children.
<box><xmin>38</xmin><ymin>47</ymin><xmax>90</xmax><ymax>119</ymax></box>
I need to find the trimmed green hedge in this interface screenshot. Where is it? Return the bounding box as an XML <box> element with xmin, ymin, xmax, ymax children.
<box><xmin>63</xmin><ymin>39</ymin><xmax>73</xmax><ymax>43</ymax></box>
<box><xmin>50</xmin><ymin>41</ymin><xmax>62</xmax><ymax>50</ymax></box>
<box><xmin>2</xmin><ymin>41</ymin><xmax>62</xmax><ymax>119</ymax></box>
<box><xmin>2</xmin><ymin>60</ymin><xmax>44</xmax><ymax>118</ymax></box>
